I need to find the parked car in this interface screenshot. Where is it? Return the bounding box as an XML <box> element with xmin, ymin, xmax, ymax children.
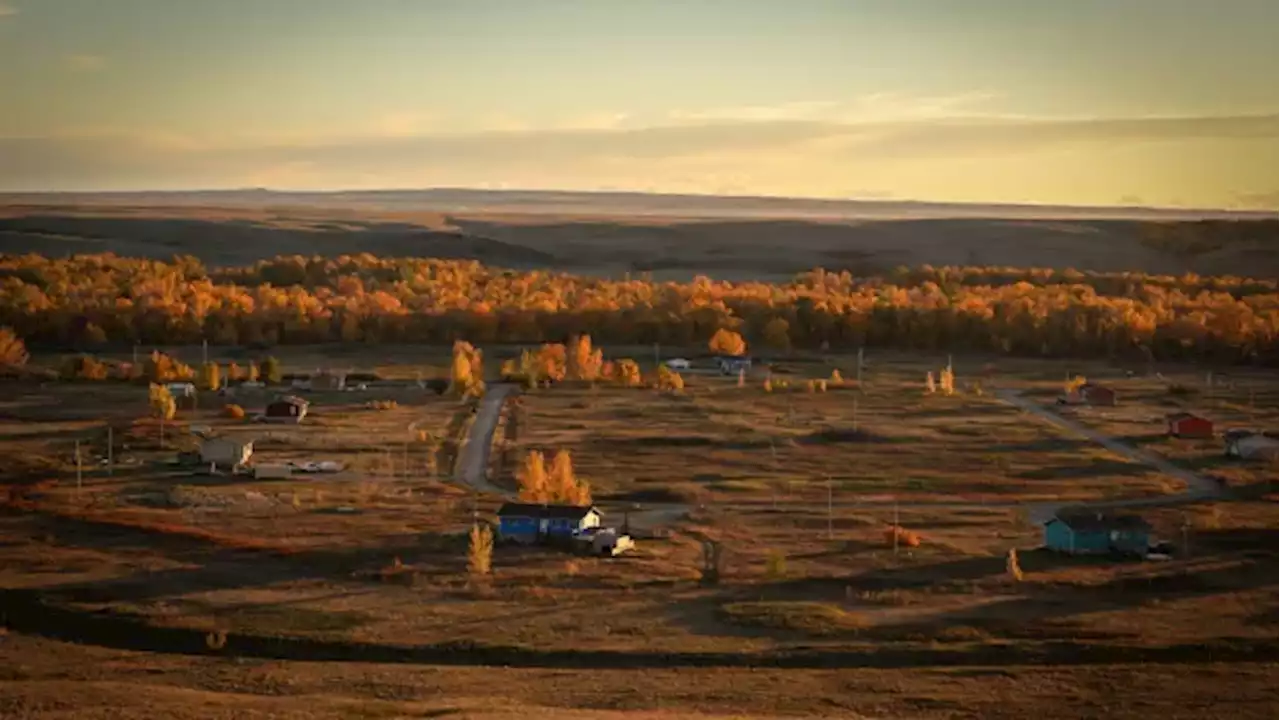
<box><xmin>664</xmin><ymin>358</ymin><xmax>692</xmax><ymax>370</ymax></box>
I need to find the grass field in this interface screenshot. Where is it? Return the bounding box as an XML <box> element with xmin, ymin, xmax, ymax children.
<box><xmin>1</xmin><ymin>345</ymin><xmax>1276</xmax><ymax>718</ymax></box>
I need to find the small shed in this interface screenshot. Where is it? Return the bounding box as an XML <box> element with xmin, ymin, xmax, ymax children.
<box><xmin>1044</xmin><ymin>512</ymin><xmax>1150</xmax><ymax>557</ymax></box>
<box><xmin>264</xmin><ymin>395</ymin><xmax>309</xmax><ymax>423</ymax></box>
<box><xmin>496</xmin><ymin>503</ymin><xmax>603</xmax><ymax>544</ymax></box>
<box><xmin>1167</xmin><ymin>412</ymin><xmax>1214</xmax><ymax>439</ymax></box>
<box><xmin>1225</xmin><ymin>433</ymin><xmax>1279</xmax><ymax>461</ymax></box>
<box><xmin>199</xmin><ymin>437</ymin><xmax>254</xmax><ymax>469</ymax></box>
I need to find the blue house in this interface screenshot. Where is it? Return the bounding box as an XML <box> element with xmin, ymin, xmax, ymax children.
<box><xmin>716</xmin><ymin>356</ymin><xmax>752</xmax><ymax>376</ymax></box>
<box><xmin>1044</xmin><ymin>512</ymin><xmax>1151</xmax><ymax>557</ymax></box>
<box><xmin>496</xmin><ymin>503</ymin><xmax>603</xmax><ymax>545</ymax></box>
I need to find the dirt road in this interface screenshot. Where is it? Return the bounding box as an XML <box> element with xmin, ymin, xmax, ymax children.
<box><xmin>993</xmin><ymin>389</ymin><xmax>1223</xmax><ymax>523</ymax></box>
<box><xmin>455</xmin><ymin>383</ymin><xmax>518</xmax><ymax>496</ymax></box>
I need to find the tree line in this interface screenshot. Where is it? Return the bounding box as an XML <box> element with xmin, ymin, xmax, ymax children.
<box><xmin>0</xmin><ymin>252</ymin><xmax>1275</xmax><ymax>365</ymax></box>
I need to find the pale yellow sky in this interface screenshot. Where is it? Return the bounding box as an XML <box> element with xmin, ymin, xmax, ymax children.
<box><xmin>0</xmin><ymin>0</ymin><xmax>1275</xmax><ymax>208</ymax></box>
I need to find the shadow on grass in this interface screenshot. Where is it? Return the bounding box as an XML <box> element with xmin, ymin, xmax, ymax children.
<box><xmin>1017</xmin><ymin>457</ymin><xmax>1152</xmax><ymax>480</ymax></box>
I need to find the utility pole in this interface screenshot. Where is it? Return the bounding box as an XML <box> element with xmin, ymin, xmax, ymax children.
<box><xmin>853</xmin><ymin>398</ymin><xmax>859</xmax><ymax>432</ymax></box>
<box><xmin>856</xmin><ymin>347</ymin><xmax>864</xmax><ymax>386</ymax></box>
<box><xmin>202</xmin><ymin>338</ymin><xmax>209</xmax><ymax>366</ymax></box>
<box><xmin>652</xmin><ymin>343</ymin><xmax>660</xmax><ymax>370</ymax></box>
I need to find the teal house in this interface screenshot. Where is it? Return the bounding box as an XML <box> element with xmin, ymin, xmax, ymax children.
<box><xmin>1044</xmin><ymin>512</ymin><xmax>1151</xmax><ymax>557</ymax></box>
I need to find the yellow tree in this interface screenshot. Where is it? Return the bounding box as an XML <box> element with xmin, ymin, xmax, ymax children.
<box><xmin>615</xmin><ymin>359</ymin><xmax>642</xmax><ymax>387</ymax></box>
<box><xmin>656</xmin><ymin>365</ymin><xmax>685</xmax><ymax>392</ymax></box>
<box><xmin>199</xmin><ymin>361</ymin><xmax>221</xmax><ymax>391</ymax></box>
<box><xmin>148</xmin><ymin>383</ymin><xmax>177</xmax><ymax>420</ymax></box>
<box><xmin>0</xmin><ymin>327</ymin><xmax>28</xmax><ymax>366</ymax></box>
<box><xmin>709</xmin><ymin>328</ymin><xmax>747</xmax><ymax>356</ymax></box>
<box><xmin>536</xmin><ymin>343</ymin><xmax>567</xmax><ymax>383</ymax></box>
<box><xmin>449</xmin><ymin>341</ymin><xmax>486</xmax><ymax>397</ymax></box>
<box><xmin>516</xmin><ymin>450</ymin><xmax>550</xmax><ymax>503</ymax></box>
<box><xmin>226</xmin><ymin>361</ymin><xmax>243</xmax><ymax>382</ymax></box>
<box><xmin>468</xmin><ymin>523</ymin><xmax>493</xmax><ymax>576</ymax></box>
<box><xmin>548</xmin><ymin>449</ymin><xmax>576</xmax><ymax>502</ymax></box>
<box><xmin>246</xmin><ymin>362</ymin><xmax>261</xmax><ymax>382</ymax></box>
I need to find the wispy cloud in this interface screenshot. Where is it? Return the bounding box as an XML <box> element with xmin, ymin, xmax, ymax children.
<box><xmin>0</xmin><ymin>4</ymin><xmax>17</xmax><ymax>18</ymax></box>
<box><xmin>667</xmin><ymin>93</ymin><xmax>1005</xmax><ymax>125</ymax></box>
<box><xmin>63</xmin><ymin>54</ymin><xmax>107</xmax><ymax>73</ymax></box>
<box><xmin>0</xmin><ymin>113</ymin><xmax>1274</xmax><ymax>205</ymax></box>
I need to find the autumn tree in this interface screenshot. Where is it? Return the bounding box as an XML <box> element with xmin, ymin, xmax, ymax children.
<box><xmin>62</xmin><ymin>355</ymin><xmax>109</xmax><ymax>380</ymax></box>
<box><xmin>614</xmin><ymin>359</ymin><xmax>642</xmax><ymax>387</ymax></box>
<box><xmin>449</xmin><ymin>340</ymin><xmax>486</xmax><ymax>398</ymax></box>
<box><xmin>656</xmin><ymin>364</ymin><xmax>685</xmax><ymax>392</ymax></box>
<box><xmin>145</xmin><ymin>351</ymin><xmax>194</xmax><ymax>384</ymax></box>
<box><xmin>200</xmin><ymin>361</ymin><xmax>221</xmax><ymax>391</ymax></box>
<box><xmin>1</xmin><ymin>327</ymin><xmax>30</xmax><ymax>366</ymax></box>
<box><xmin>547</xmin><ymin>449</ymin><xmax>591</xmax><ymax>505</ymax></box>
<box><xmin>148</xmin><ymin>383</ymin><xmax>177</xmax><ymax>420</ymax></box>
<box><xmin>516</xmin><ymin>450</ymin><xmax>550</xmax><ymax>503</ymax></box>
<box><xmin>709</xmin><ymin>328</ymin><xmax>747</xmax><ymax>356</ymax></box>
<box><xmin>567</xmin><ymin>334</ymin><xmax>603</xmax><ymax>382</ymax></box>
<box><xmin>468</xmin><ymin>523</ymin><xmax>494</xmax><ymax>576</ymax></box>
<box><xmin>259</xmin><ymin>356</ymin><xmax>280</xmax><ymax>384</ymax></box>
<box><xmin>246</xmin><ymin>362</ymin><xmax>261</xmax><ymax>383</ymax></box>
<box><xmin>226</xmin><ymin>361</ymin><xmax>243</xmax><ymax>382</ymax></box>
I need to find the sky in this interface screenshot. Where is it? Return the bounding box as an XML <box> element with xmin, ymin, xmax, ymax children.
<box><xmin>0</xmin><ymin>0</ymin><xmax>1276</xmax><ymax>209</ymax></box>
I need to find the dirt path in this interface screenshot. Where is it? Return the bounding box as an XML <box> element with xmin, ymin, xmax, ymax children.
<box><xmin>993</xmin><ymin>389</ymin><xmax>1223</xmax><ymax>523</ymax></box>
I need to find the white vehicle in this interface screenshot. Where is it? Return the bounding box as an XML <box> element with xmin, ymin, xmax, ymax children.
<box><xmin>664</xmin><ymin>358</ymin><xmax>692</xmax><ymax>370</ymax></box>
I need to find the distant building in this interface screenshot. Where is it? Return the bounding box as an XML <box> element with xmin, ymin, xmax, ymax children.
<box><xmin>1166</xmin><ymin>412</ymin><xmax>1214</xmax><ymax>439</ymax></box>
<box><xmin>1043</xmin><ymin>512</ymin><xmax>1150</xmax><ymax>556</ymax></box>
<box><xmin>716</xmin><ymin>356</ymin><xmax>752</xmax><ymax>376</ymax></box>
<box><xmin>1225</xmin><ymin>432</ymin><xmax>1279</xmax><ymax>461</ymax></box>
<box><xmin>199</xmin><ymin>437</ymin><xmax>254</xmax><ymax>469</ymax></box>
<box><xmin>1060</xmin><ymin>382</ymin><xmax>1116</xmax><ymax>407</ymax></box>
<box><xmin>310</xmin><ymin>369</ymin><xmax>348</xmax><ymax>391</ymax></box>
<box><xmin>496</xmin><ymin>503</ymin><xmax>602</xmax><ymax>544</ymax></box>
<box><xmin>264</xmin><ymin>395</ymin><xmax>309</xmax><ymax>423</ymax></box>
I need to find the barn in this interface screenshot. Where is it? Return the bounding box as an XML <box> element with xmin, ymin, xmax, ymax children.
<box><xmin>1044</xmin><ymin>512</ymin><xmax>1150</xmax><ymax>557</ymax></box>
<box><xmin>1167</xmin><ymin>412</ymin><xmax>1214</xmax><ymax>439</ymax></box>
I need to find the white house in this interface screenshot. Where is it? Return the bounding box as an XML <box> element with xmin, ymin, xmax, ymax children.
<box><xmin>1225</xmin><ymin>433</ymin><xmax>1279</xmax><ymax>461</ymax></box>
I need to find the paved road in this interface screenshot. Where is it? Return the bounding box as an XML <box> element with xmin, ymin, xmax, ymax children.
<box><xmin>454</xmin><ymin>383</ymin><xmax>518</xmax><ymax>496</ymax></box>
<box><xmin>993</xmin><ymin>389</ymin><xmax>1222</xmax><ymax>523</ymax></box>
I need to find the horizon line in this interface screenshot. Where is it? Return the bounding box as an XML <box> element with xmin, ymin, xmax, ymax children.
<box><xmin>0</xmin><ymin>186</ymin><xmax>1275</xmax><ymax>217</ymax></box>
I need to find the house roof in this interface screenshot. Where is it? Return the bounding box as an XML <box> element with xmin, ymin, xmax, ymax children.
<box><xmin>1049</xmin><ymin>512</ymin><xmax>1151</xmax><ymax>532</ymax></box>
<box><xmin>269</xmin><ymin>395</ymin><xmax>309</xmax><ymax>407</ymax></box>
<box><xmin>1167</xmin><ymin>412</ymin><xmax>1209</xmax><ymax>422</ymax></box>
<box><xmin>496</xmin><ymin>503</ymin><xmax>600</xmax><ymax>520</ymax></box>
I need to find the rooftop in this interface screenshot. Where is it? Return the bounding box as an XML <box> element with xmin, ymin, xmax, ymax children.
<box><xmin>497</xmin><ymin>503</ymin><xmax>600</xmax><ymax>520</ymax></box>
<box><xmin>1050</xmin><ymin>512</ymin><xmax>1151</xmax><ymax>532</ymax></box>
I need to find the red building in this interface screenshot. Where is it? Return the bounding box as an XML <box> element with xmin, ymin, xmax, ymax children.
<box><xmin>1167</xmin><ymin>412</ymin><xmax>1214</xmax><ymax>439</ymax></box>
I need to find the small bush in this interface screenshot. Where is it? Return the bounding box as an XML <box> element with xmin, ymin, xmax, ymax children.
<box><xmin>883</xmin><ymin>525</ymin><xmax>921</xmax><ymax>548</ymax></box>
<box><xmin>223</xmin><ymin>404</ymin><xmax>246</xmax><ymax>420</ymax></box>
<box><xmin>366</xmin><ymin>399</ymin><xmax>399</xmax><ymax>410</ymax></box>
<box><xmin>764</xmin><ymin>551</ymin><xmax>787</xmax><ymax>580</ymax></box>
<box><xmin>1167</xmin><ymin>383</ymin><xmax>1197</xmax><ymax>397</ymax></box>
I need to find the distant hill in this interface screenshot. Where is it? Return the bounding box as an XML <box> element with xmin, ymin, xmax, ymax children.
<box><xmin>0</xmin><ymin>190</ymin><xmax>1274</xmax><ymax>279</ymax></box>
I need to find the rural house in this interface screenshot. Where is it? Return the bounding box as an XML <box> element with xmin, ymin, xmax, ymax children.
<box><xmin>1224</xmin><ymin>432</ymin><xmax>1279</xmax><ymax>461</ymax></box>
<box><xmin>1043</xmin><ymin>512</ymin><xmax>1150</xmax><ymax>557</ymax></box>
<box><xmin>263</xmin><ymin>395</ymin><xmax>309</xmax><ymax>423</ymax></box>
<box><xmin>1166</xmin><ymin>412</ymin><xmax>1214</xmax><ymax>439</ymax></box>
<box><xmin>716</xmin><ymin>355</ymin><xmax>752</xmax><ymax>376</ymax></box>
<box><xmin>199</xmin><ymin>437</ymin><xmax>254</xmax><ymax>470</ymax></box>
<box><xmin>1060</xmin><ymin>382</ymin><xmax>1117</xmax><ymax>407</ymax></box>
<box><xmin>496</xmin><ymin>503</ymin><xmax>603</xmax><ymax>544</ymax></box>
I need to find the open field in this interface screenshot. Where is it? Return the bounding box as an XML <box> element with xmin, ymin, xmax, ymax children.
<box><xmin>1</xmin><ymin>194</ymin><xmax>1276</xmax><ymax>279</ymax></box>
<box><xmin>2</xmin><ymin>345</ymin><xmax>1277</xmax><ymax>717</ymax></box>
